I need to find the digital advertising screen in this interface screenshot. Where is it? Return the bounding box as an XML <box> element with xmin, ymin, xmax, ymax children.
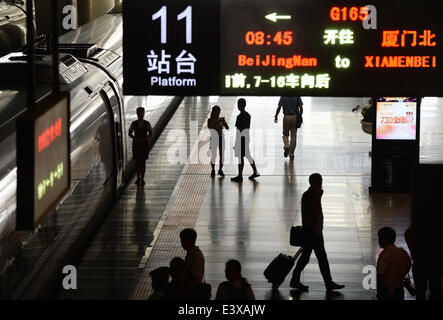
<box><xmin>376</xmin><ymin>97</ymin><xmax>417</xmax><ymax>140</ymax></box>
<box><xmin>123</xmin><ymin>0</ymin><xmax>443</xmax><ymax>96</ymax></box>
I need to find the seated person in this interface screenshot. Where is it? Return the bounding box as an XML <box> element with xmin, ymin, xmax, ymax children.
<box><xmin>215</xmin><ymin>260</ymin><xmax>255</xmax><ymax>300</ymax></box>
<box><xmin>164</xmin><ymin>257</ymin><xmax>188</xmax><ymax>300</ymax></box>
<box><xmin>180</xmin><ymin>228</ymin><xmax>205</xmax><ymax>288</ymax></box>
<box><xmin>148</xmin><ymin>266</ymin><xmax>170</xmax><ymax>300</ymax></box>
<box><xmin>189</xmin><ymin>282</ymin><xmax>212</xmax><ymax>300</ymax></box>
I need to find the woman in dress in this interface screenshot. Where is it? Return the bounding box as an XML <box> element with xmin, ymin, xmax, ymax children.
<box><xmin>207</xmin><ymin>105</ymin><xmax>229</xmax><ymax>177</ymax></box>
<box><xmin>129</xmin><ymin>107</ymin><xmax>152</xmax><ymax>186</ymax></box>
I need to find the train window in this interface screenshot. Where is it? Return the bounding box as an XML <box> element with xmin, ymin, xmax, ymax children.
<box><xmin>84</xmin><ymin>86</ymin><xmax>93</xmax><ymax>95</ymax></box>
<box><xmin>70</xmin><ymin>96</ymin><xmax>114</xmax><ymax>188</ymax></box>
<box><xmin>60</xmin><ymin>55</ymin><xmax>76</xmax><ymax>67</ymax></box>
<box><xmin>95</xmin><ymin>112</ymin><xmax>114</xmax><ymax>185</ymax></box>
<box><xmin>0</xmin><ymin>131</ymin><xmax>16</xmax><ymax>183</ymax></box>
<box><xmin>0</xmin><ymin>130</ymin><xmax>17</xmax><ymax>239</ymax></box>
<box><xmin>105</xmin><ymin>83</ymin><xmax>125</xmax><ymax>170</ymax></box>
<box><xmin>99</xmin><ymin>85</ymin><xmax>123</xmax><ymax>188</ymax></box>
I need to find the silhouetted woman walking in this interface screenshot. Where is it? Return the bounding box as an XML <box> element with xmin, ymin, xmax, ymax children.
<box><xmin>208</xmin><ymin>105</ymin><xmax>229</xmax><ymax>177</ymax></box>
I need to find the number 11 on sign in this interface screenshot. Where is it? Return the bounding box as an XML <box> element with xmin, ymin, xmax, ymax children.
<box><xmin>152</xmin><ymin>6</ymin><xmax>193</xmax><ymax>44</ymax></box>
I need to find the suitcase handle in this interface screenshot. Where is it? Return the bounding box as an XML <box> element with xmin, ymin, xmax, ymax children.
<box><xmin>294</xmin><ymin>248</ymin><xmax>303</xmax><ymax>260</ymax></box>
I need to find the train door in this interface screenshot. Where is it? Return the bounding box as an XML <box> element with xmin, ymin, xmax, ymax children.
<box><xmin>100</xmin><ymin>83</ymin><xmax>124</xmax><ymax>192</ymax></box>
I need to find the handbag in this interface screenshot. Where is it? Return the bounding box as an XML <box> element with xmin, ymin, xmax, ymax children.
<box><xmin>295</xmin><ymin>97</ymin><xmax>303</xmax><ymax>129</ymax></box>
<box><xmin>289</xmin><ymin>226</ymin><xmax>308</xmax><ymax>246</ymax></box>
<box><xmin>189</xmin><ymin>276</ymin><xmax>212</xmax><ymax>300</ymax></box>
<box><xmin>290</xmin><ymin>226</ymin><xmax>304</xmax><ymax>246</ymax></box>
<box><xmin>290</xmin><ymin>226</ymin><xmax>314</xmax><ymax>247</ymax></box>
<box><xmin>403</xmin><ymin>272</ymin><xmax>416</xmax><ymax>296</ymax></box>
<box><xmin>296</xmin><ymin>115</ymin><xmax>303</xmax><ymax>128</ymax></box>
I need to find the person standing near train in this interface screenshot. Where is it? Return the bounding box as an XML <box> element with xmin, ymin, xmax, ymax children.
<box><xmin>129</xmin><ymin>107</ymin><xmax>152</xmax><ymax>186</ymax></box>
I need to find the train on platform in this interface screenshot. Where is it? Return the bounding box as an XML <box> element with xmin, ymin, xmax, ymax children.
<box><xmin>0</xmin><ymin>0</ymin><xmax>27</xmax><ymax>58</ymax></box>
<box><xmin>0</xmin><ymin>2</ymin><xmax>179</xmax><ymax>297</ymax></box>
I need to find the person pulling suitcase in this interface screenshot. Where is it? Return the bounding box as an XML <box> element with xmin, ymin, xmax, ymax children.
<box><xmin>264</xmin><ymin>249</ymin><xmax>303</xmax><ymax>289</ymax></box>
<box><xmin>264</xmin><ymin>173</ymin><xmax>345</xmax><ymax>292</ymax></box>
<box><xmin>289</xmin><ymin>173</ymin><xmax>345</xmax><ymax>291</ymax></box>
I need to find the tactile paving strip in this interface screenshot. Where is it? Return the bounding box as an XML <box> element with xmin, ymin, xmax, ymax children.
<box><xmin>130</xmin><ymin>98</ymin><xmax>237</xmax><ymax>299</ymax></box>
<box><xmin>130</xmin><ymin>175</ymin><xmax>210</xmax><ymax>299</ymax></box>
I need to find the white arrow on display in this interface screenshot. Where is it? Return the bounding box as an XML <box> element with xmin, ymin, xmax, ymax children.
<box><xmin>265</xmin><ymin>12</ymin><xmax>291</xmax><ymax>22</ymax></box>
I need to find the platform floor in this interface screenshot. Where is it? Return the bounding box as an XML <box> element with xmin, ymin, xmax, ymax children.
<box><xmin>58</xmin><ymin>97</ymin><xmax>215</xmax><ymax>299</ymax></box>
<box><xmin>59</xmin><ymin>96</ymin><xmax>443</xmax><ymax>300</ymax></box>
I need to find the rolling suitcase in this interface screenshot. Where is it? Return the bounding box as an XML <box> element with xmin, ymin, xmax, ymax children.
<box><xmin>263</xmin><ymin>248</ymin><xmax>303</xmax><ymax>289</ymax></box>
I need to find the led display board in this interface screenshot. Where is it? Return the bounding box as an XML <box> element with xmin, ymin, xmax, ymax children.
<box><xmin>123</xmin><ymin>0</ymin><xmax>443</xmax><ymax>96</ymax></box>
<box><xmin>376</xmin><ymin>97</ymin><xmax>417</xmax><ymax>140</ymax></box>
<box><xmin>123</xmin><ymin>0</ymin><xmax>220</xmax><ymax>95</ymax></box>
<box><xmin>17</xmin><ymin>92</ymin><xmax>71</xmax><ymax>230</ymax></box>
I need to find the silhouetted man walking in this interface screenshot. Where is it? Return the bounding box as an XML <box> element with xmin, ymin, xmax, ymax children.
<box><xmin>290</xmin><ymin>173</ymin><xmax>345</xmax><ymax>291</ymax></box>
<box><xmin>274</xmin><ymin>96</ymin><xmax>303</xmax><ymax>158</ymax></box>
<box><xmin>231</xmin><ymin>98</ymin><xmax>260</xmax><ymax>182</ymax></box>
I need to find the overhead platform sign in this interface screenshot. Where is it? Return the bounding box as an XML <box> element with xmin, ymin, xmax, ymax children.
<box><xmin>16</xmin><ymin>92</ymin><xmax>71</xmax><ymax>230</ymax></box>
<box><xmin>123</xmin><ymin>0</ymin><xmax>443</xmax><ymax>96</ymax></box>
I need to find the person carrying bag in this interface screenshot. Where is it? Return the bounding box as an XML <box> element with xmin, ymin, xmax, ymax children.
<box><xmin>288</xmin><ymin>173</ymin><xmax>345</xmax><ymax>291</ymax></box>
<box><xmin>274</xmin><ymin>96</ymin><xmax>303</xmax><ymax>159</ymax></box>
<box><xmin>290</xmin><ymin>225</ymin><xmax>314</xmax><ymax>247</ymax></box>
